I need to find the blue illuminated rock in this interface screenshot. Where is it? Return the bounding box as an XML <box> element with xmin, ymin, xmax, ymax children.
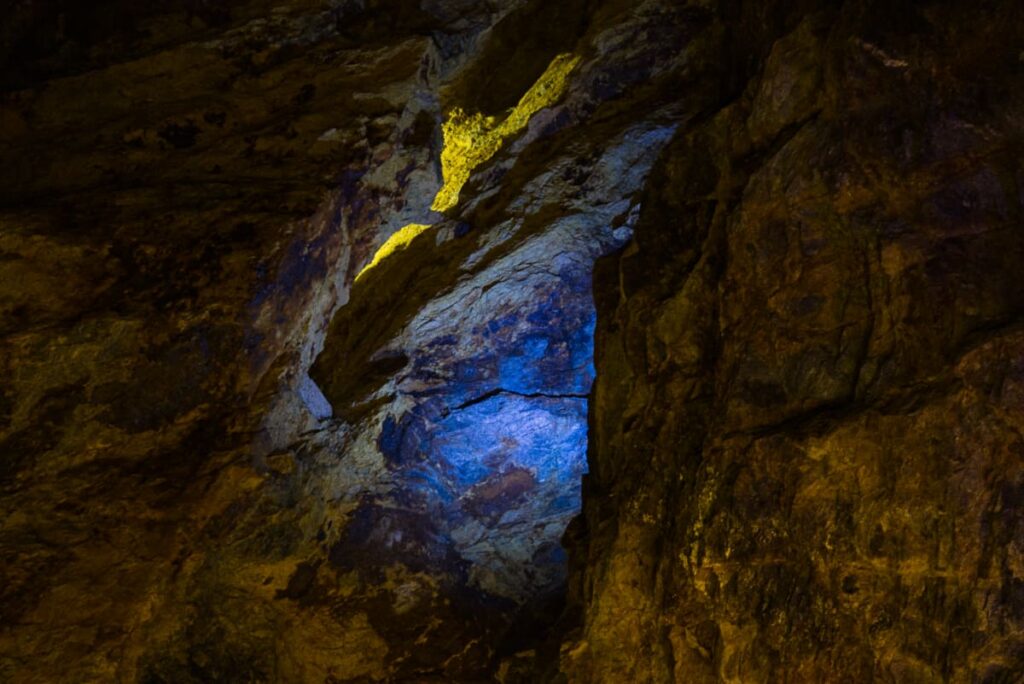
<box><xmin>313</xmin><ymin>122</ymin><xmax>677</xmax><ymax>608</ymax></box>
<box><xmin>377</xmin><ymin>393</ymin><xmax>587</xmax><ymax>599</ymax></box>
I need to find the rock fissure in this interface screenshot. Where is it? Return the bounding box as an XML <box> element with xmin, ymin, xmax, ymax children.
<box><xmin>449</xmin><ymin>388</ymin><xmax>592</xmax><ymax>414</ymax></box>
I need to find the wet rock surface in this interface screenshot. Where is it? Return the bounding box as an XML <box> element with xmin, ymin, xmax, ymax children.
<box><xmin>1</xmin><ymin>0</ymin><xmax>1023</xmax><ymax>682</ymax></box>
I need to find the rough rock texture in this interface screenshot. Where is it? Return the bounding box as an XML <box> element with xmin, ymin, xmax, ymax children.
<box><xmin>0</xmin><ymin>0</ymin><xmax>683</xmax><ymax>680</ymax></box>
<box><xmin>303</xmin><ymin>1</ymin><xmax>686</xmax><ymax>676</ymax></box>
<box><xmin>2</xmin><ymin>0</ymin><xmax>1023</xmax><ymax>682</ymax></box>
<box><xmin>568</xmin><ymin>2</ymin><xmax>1024</xmax><ymax>682</ymax></box>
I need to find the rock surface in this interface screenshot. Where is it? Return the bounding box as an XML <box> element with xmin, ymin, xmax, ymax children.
<box><xmin>0</xmin><ymin>0</ymin><xmax>1022</xmax><ymax>682</ymax></box>
<box><xmin>567</xmin><ymin>2</ymin><xmax>1024</xmax><ymax>682</ymax></box>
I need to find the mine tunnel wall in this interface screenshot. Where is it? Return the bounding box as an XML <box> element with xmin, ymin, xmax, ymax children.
<box><xmin>0</xmin><ymin>0</ymin><xmax>1023</xmax><ymax>682</ymax></box>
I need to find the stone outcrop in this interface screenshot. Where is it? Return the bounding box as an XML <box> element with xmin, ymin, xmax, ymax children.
<box><xmin>1</xmin><ymin>0</ymin><xmax>1022</xmax><ymax>682</ymax></box>
<box><xmin>567</xmin><ymin>2</ymin><xmax>1024</xmax><ymax>681</ymax></box>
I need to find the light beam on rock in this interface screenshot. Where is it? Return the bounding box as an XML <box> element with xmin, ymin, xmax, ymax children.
<box><xmin>355</xmin><ymin>54</ymin><xmax>581</xmax><ymax>281</ymax></box>
<box><xmin>432</xmin><ymin>53</ymin><xmax>581</xmax><ymax>213</ymax></box>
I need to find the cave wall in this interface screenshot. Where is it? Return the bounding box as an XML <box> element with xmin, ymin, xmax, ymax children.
<box><xmin>568</xmin><ymin>1</ymin><xmax>1024</xmax><ymax>681</ymax></box>
<box><xmin>0</xmin><ymin>0</ymin><xmax>690</xmax><ymax>680</ymax></box>
<box><xmin>1</xmin><ymin>0</ymin><xmax>1023</xmax><ymax>682</ymax></box>
<box><xmin>0</xmin><ymin>1</ymin><xmax>514</xmax><ymax>680</ymax></box>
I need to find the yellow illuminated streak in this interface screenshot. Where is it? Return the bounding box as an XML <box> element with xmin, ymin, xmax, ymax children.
<box><xmin>431</xmin><ymin>52</ymin><xmax>582</xmax><ymax>212</ymax></box>
<box><xmin>354</xmin><ymin>223</ymin><xmax>432</xmax><ymax>281</ymax></box>
<box><xmin>356</xmin><ymin>53</ymin><xmax>580</xmax><ymax>281</ymax></box>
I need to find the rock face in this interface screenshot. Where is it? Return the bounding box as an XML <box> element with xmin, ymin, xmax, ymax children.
<box><xmin>303</xmin><ymin>2</ymin><xmax>682</xmax><ymax>675</ymax></box>
<box><xmin>567</xmin><ymin>2</ymin><xmax>1024</xmax><ymax>682</ymax></box>
<box><xmin>1</xmin><ymin>0</ymin><xmax>1023</xmax><ymax>682</ymax></box>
